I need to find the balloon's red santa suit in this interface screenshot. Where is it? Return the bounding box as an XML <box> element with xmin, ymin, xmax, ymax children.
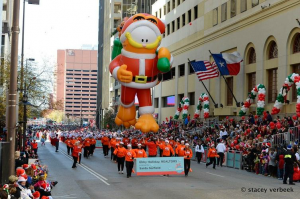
<box><xmin>109</xmin><ymin>13</ymin><xmax>173</xmax><ymax>133</ymax></box>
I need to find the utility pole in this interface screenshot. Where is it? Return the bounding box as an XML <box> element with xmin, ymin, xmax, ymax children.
<box><xmin>96</xmin><ymin>0</ymin><xmax>104</xmax><ymax>130</ymax></box>
<box><xmin>7</xmin><ymin>0</ymin><xmax>21</xmax><ymax>176</ymax></box>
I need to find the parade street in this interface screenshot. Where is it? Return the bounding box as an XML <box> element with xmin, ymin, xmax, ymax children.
<box><xmin>38</xmin><ymin>142</ymin><xmax>299</xmax><ymax>199</ymax></box>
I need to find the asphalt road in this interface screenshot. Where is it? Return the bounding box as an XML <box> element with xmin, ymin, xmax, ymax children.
<box><xmin>37</xmin><ymin>141</ymin><xmax>299</xmax><ymax>199</ymax></box>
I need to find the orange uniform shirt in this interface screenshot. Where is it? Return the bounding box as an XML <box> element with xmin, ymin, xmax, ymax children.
<box><xmin>134</xmin><ymin>149</ymin><xmax>147</xmax><ymax>158</ymax></box>
<box><xmin>83</xmin><ymin>138</ymin><xmax>91</xmax><ymax>147</ymax></box>
<box><xmin>162</xmin><ymin>144</ymin><xmax>174</xmax><ymax>157</ymax></box>
<box><xmin>184</xmin><ymin>148</ymin><xmax>193</xmax><ymax>159</ymax></box>
<box><xmin>175</xmin><ymin>145</ymin><xmax>185</xmax><ymax>156</ymax></box>
<box><xmin>101</xmin><ymin>137</ymin><xmax>110</xmax><ymax>146</ymax></box>
<box><xmin>114</xmin><ymin>147</ymin><xmax>127</xmax><ymax>158</ymax></box>
<box><xmin>110</xmin><ymin>138</ymin><xmax>116</xmax><ymax>149</ymax></box>
<box><xmin>65</xmin><ymin>140</ymin><xmax>72</xmax><ymax>147</ymax></box>
<box><xmin>90</xmin><ymin>138</ymin><xmax>96</xmax><ymax>145</ymax></box>
<box><xmin>125</xmin><ymin>149</ymin><xmax>136</xmax><ymax>162</ymax></box>
<box><xmin>207</xmin><ymin>148</ymin><xmax>218</xmax><ymax>158</ymax></box>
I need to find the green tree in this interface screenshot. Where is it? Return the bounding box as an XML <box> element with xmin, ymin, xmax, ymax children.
<box><xmin>103</xmin><ymin>109</ymin><xmax>116</xmax><ymax>130</ymax></box>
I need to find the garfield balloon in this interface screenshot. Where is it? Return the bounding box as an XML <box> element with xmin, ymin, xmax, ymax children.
<box><xmin>109</xmin><ymin>13</ymin><xmax>173</xmax><ymax>133</ymax></box>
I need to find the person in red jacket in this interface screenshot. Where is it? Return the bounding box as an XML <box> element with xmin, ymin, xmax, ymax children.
<box><xmin>206</xmin><ymin>144</ymin><xmax>219</xmax><ymax>169</ymax></box>
<box><xmin>293</xmin><ymin>163</ymin><xmax>300</xmax><ymax>182</ymax></box>
<box><xmin>31</xmin><ymin>140</ymin><xmax>38</xmax><ymax>155</ymax></box>
<box><xmin>72</xmin><ymin>141</ymin><xmax>82</xmax><ymax>168</ymax></box>
<box><xmin>145</xmin><ymin>137</ymin><xmax>158</xmax><ymax>157</ymax></box>
<box><xmin>125</xmin><ymin>144</ymin><xmax>136</xmax><ymax>178</ymax></box>
<box><xmin>184</xmin><ymin>143</ymin><xmax>193</xmax><ymax>176</ymax></box>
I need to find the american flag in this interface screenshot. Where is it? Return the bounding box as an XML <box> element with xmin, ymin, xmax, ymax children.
<box><xmin>190</xmin><ymin>61</ymin><xmax>219</xmax><ymax>81</ymax></box>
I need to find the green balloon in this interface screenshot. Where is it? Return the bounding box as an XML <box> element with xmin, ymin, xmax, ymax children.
<box><xmin>111</xmin><ymin>38</ymin><xmax>123</xmax><ymax>60</ymax></box>
<box><xmin>157</xmin><ymin>58</ymin><xmax>170</xmax><ymax>73</ymax></box>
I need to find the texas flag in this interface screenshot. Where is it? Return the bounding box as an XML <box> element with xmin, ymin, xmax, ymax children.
<box><xmin>211</xmin><ymin>52</ymin><xmax>243</xmax><ymax>75</ymax></box>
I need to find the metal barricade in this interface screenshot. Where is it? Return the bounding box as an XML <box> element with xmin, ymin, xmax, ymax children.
<box><xmin>226</xmin><ymin>150</ymin><xmax>242</xmax><ymax>169</ymax></box>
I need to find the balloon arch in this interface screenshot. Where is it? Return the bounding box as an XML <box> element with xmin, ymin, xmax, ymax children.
<box><xmin>174</xmin><ymin>97</ymin><xmax>190</xmax><ymax>120</ymax></box>
<box><xmin>271</xmin><ymin>73</ymin><xmax>300</xmax><ymax>116</ymax></box>
<box><xmin>194</xmin><ymin>93</ymin><xmax>210</xmax><ymax>119</ymax></box>
<box><xmin>239</xmin><ymin>84</ymin><xmax>266</xmax><ymax>116</ymax></box>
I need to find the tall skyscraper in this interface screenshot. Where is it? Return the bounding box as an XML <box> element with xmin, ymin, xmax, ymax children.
<box><xmin>55</xmin><ymin>48</ymin><xmax>98</xmax><ymax>122</ymax></box>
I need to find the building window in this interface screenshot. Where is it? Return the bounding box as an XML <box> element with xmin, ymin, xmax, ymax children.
<box><xmin>268</xmin><ymin>69</ymin><xmax>278</xmax><ymax>103</ymax></box>
<box><xmin>188</xmin><ymin>9</ymin><xmax>192</xmax><ymax>23</ymax></box>
<box><xmin>293</xmin><ymin>33</ymin><xmax>300</xmax><ymax>53</ymax></box>
<box><xmin>189</xmin><ymin>60</ymin><xmax>195</xmax><ymax>74</ymax></box>
<box><xmin>241</xmin><ymin>0</ymin><xmax>247</xmax><ymax>12</ymax></box>
<box><xmin>177</xmin><ymin>0</ymin><xmax>180</xmax><ymax>6</ymax></box>
<box><xmin>226</xmin><ymin>77</ymin><xmax>233</xmax><ymax>106</ymax></box>
<box><xmin>188</xmin><ymin>92</ymin><xmax>195</xmax><ymax>105</ymax></box>
<box><xmin>247</xmin><ymin>73</ymin><xmax>256</xmax><ymax>93</ymax></box>
<box><xmin>163</xmin><ymin>5</ymin><xmax>166</xmax><ymax>15</ymax></box>
<box><xmin>159</xmin><ymin>8</ymin><xmax>162</xmax><ymax>18</ymax></box>
<box><xmin>179</xmin><ymin>64</ymin><xmax>185</xmax><ymax>77</ymax></box>
<box><xmin>194</xmin><ymin>5</ymin><xmax>198</xmax><ymax>19</ymax></box>
<box><xmin>172</xmin><ymin>20</ymin><xmax>175</xmax><ymax>33</ymax></box>
<box><xmin>154</xmin><ymin>98</ymin><xmax>159</xmax><ymax>108</ymax></box>
<box><xmin>248</xmin><ymin>47</ymin><xmax>256</xmax><ymax>64</ymax></box>
<box><xmin>163</xmin><ymin>96</ymin><xmax>175</xmax><ymax>107</ymax></box>
<box><xmin>182</xmin><ymin>13</ymin><xmax>186</xmax><ymax>26</ymax></box>
<box><xmin>221</xmin><ymin>3</ymin><xmax>227</xmax><ymax>22</ymax></box>
<box><xmin>155</xmin><ymin>11</ymin><xmax>157</xmax><ymax>17</ymax></box>
<box><xmin>167</xmin><ymin>24</ymin><xmax>170</xmax><ymax>35</ymax></box>
<box><xmin>268</xmin><ymin>41</ymin><xmax>278</xmax><ymax>59</ymax></box>
<box><xmin>162</xmin><ymin>67</ymin><xmax>176</xmax><ymax>81</ymax></box>
<box><xmin>252</xmin><ymin>0</ymin><xmax>259</xmax><ymax>7</ymax></box>
<box><xmin>213</xmin><ymin>8</ymin><xmax>218</xmax><ymax>26</ymax></box>
<box><xmin>172</xmin><ymin>0</ymin><xmax>175</xmax><ymax>9</ymax></box>
<box><xmin>177</xmin><ymin>17</ymin><xmax>180</xmax><ymax>30</ymax></box>
<box><xmin>292</xmin><ymin>64</ymin><xmax>300</xmax><ymax>101</ymax></box>
<box><xmin>167</xmin><ymin>1</ymin><xmax>170</xmax><ymax>13</ymax></box>
<box><xmin>231</xmin><ymin>0</ymin><xmax>236</xmax><ymax>18</ymax></box>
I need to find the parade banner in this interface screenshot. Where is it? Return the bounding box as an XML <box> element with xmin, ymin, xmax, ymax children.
<box><xmin>95</xmin><ymin>140</ymin><xmax>102</xmax><ymax>148</ymax></box>
<box><xmin>135</xmin><ymin>157</ymin><xmax>184</xmax><ymax>176</ymax></box>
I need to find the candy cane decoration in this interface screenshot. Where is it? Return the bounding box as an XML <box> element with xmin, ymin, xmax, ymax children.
<box><xmin>271</xmin><ymin>73</ymin><xmax>300</xmax><ymax>116</ymax></box>
<box><xmin>174</xmin><ymin>97</ymin><xmax>190</xmax><ymax>120</ymax></box>
<box><xmin>239</xmin><ymin>84</ymin><xmax>266</xmax><ymax>116</ymax></box>
<box><xmin>194</xmin><ymin>93</ymin><xmax>209</xmax><ymax>119</ymax></box>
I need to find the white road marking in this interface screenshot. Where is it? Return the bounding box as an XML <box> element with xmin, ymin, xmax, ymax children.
<box><xmin>59</xmin><ymin>150</ymin><xmax>110</xmax><ymax>185</ymax></box>
<box><xmin>206</xmin><ymin>172</ymin><xmax>225</xmax><ymax>178</ymax></box>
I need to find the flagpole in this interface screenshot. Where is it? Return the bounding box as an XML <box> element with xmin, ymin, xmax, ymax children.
<box><xmin>188</xmin><ymin>59</ymin><xmax>218</xmax><ymax>108</ymax></box>
<box><xmin>209</xmin><ymin>50</ymin><xmax>240</xmax><ymax>107</ymax></box>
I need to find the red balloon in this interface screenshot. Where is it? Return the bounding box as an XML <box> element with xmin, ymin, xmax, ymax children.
<box><xmin>234</xmin><ymin>140</ymin><xmax>238</xmax><ymax>144</ymax></box>
<box><xmin>257</xmin><ymin>134</ymin><xmax>261</xmax><ymax>138</ymax></box>
<box><xmin>254</xmin><ymin>115</ymin><xmax>258</xmax><ymax>119</ymax></box>
<box><xmin>235</xmin><ymin>145</ymin><xmax>240</xmax><ymax>150</ymax></box>
<box><xmin>230</xmin><ymin>143</ymin><xmax>234</xmax><ymax>147</ymax></box>
<box><xmin>276</xmin><ymin>123</ymin><xmax>281</xmax><ymax>129</ymax></box>
<box><xmin>106</xmin><ymin>124</ymin><xmax>109</xmax><ymax>128</ymax></box>
<box><xmin>226</xmin><ymin>116</ymin><xmax>229</xmax><ymax>119</ymax></box>
<box><xmin>189</xmin><ymin>22</ymin><xmax>192</xmax><ymax>25</ymax></box>
<box><xmin>241</xmin><ymin>116</ymin><xmax>245</xmax><ymax>120</ymax></box>
<box><xmin>170</xmin><ymin>116</ymin><xmax>173</xmax><ymax>119</ymax></box>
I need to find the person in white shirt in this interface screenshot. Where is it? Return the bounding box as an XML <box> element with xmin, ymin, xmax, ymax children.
<box><xmin>219</xmin><ymin>127</ymin><xmax>228</xmax><ymax>140</ymax></box>
<box><xmin>195</xmin><ymin>140</ymin><xmax>204</xmax><ymax>164</ymax></box>
<box><xmin>216</xmin><ymin>140</ymin><xmax>226</xmax><ymax>167</ymax></box>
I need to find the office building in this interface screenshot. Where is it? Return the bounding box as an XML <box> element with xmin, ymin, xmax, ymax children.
<box><xmin>151</xmin><ymin>0</ymin><xmax>300</xmax><ymax>123</ymax></box>
<box><xmin>55</xmin><ymin>49</ymin><xmax>98</xmax><ymax>121</ymax></box>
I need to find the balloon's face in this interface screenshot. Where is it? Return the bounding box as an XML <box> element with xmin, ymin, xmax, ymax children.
<box><xmin>120</xmin><ymin>13</ymin><xmax>165</xmax><ymax>54</ymax></box>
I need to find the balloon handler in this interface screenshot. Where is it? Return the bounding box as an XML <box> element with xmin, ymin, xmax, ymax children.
<box><xmin>109</xmin><ymin>13</ymin><xmax>173</xmax><ymax>133</ymax></box>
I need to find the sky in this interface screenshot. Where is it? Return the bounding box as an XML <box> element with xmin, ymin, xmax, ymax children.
<box><xmin>20</xmin><ymin>0</ymin><xmax>99</xmax><ymax>65</ymax></box>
